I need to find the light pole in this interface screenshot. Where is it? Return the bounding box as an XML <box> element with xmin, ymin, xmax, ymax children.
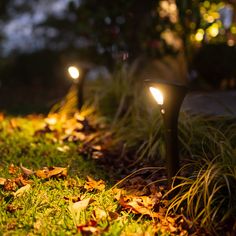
<box><xmin>145</xmin><ymin>79</ymin><xmax>187</xmax><ymax>187</ymax></box>
<box><xmin>67</xmin><ymin>65</ymin><xmax>85</xmax><ymax>111</ymax></box>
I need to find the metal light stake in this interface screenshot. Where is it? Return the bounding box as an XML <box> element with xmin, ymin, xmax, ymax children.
<box><xmin>146</xmin><ymin>79</ymin><xmax>187</xmax><ymax>187</ymax></box>
<box><xmin>68</xmin><ymin>66</ymin><xmax>85</xmax><ymax>111</ymax></box>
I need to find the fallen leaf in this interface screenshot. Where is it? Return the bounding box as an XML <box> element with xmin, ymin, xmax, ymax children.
<box><xmin>93</xmin><ymin>208</ymin><xmax>107</xmax><ymax>220</ymax></box>
<box><xmin>119</xmin><ymin>194</ymin><xmax>159</xmax><ymax>218</ymax></box>
<box><xmin>93</xmin><ymin>207</ymin><xmax>119</xmax><ymax>221</ymax></box>
<box><xmin>6</xmin><ymin>204</ymin><xmax>22</xmax><ymax>213</ymax></box>
<box><xmin>64</xmin><ymin>196</ymin><xmax>81</xmax><ymax>203</ymax></box>
<box><xmin>44</xmin><ymin>115</ymin><xmax>58</xmax><ymax>125</ymax></box>
<box><xmin>13</xmin><ymin>184</ymin><xmax>31</xmax><ymax>198</ymax></box>
<box><xmin>84</xmin><ymin>176</ymin><xmax>105</xmax><ymax>192</ymax></box>
<box><xmin>0</xmin><ymin>177</ymin><xmax>6</xmax><ymax>185</ymax></box>
<box><xmin>70</xmin><ymin>198</ymin><xmax>91</xmax><ymax>212</ymax></box>
<box><xmin>4</xmin><ymin>179</ymin><xmax>17</xmax><ymax>191</ymax></box>
<box><xmin>92</xmin><ymin>151</ymin><xmax>104</xmax><ymax>159</ymax></box>
<box><xmin>35</xmin><ymin>169</ymin><xmax>48</xmax><ymax>179</ymax></box>
<box><xmin>9</xmin><ymin>164</ymin><xmax>18</xmax><ymax>175</ymax></box>
<box><xmin>77</xmin><ymin>220</ymin><xmax>100</xmax><ymax>235</ymax></box>
<box><xmin>74</xmin><ymin>113</ymin><xmax>85</xmax><ymax>122</ymax></box>
<box><xmin>14</xmin><ymin>174</ymin><xmax>33</xmax><ymax>186</ymax></box>
<box><xmin>35</xmin><ymin>166</ymin><xmax>67</xmax><ymax>179</ymax></box>
<box><xmin>20</xmin><ymin>164</ymin><xmax>34</xmax><ymax>176</ymax></box>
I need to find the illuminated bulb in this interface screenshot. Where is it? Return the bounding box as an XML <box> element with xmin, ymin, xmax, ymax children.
<box><xmin>149</xmin><ymin>87</ymin><xmax>164</xmax><ymax>105</ymax></box>
<box><xmin>68</xmin><ymin>66</ymin><xmax>80</xmax><ymax>80</ymax></box>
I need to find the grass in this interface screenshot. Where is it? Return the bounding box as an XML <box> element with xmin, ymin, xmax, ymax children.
<box><xmin>0</xmin><ymin>114</ymin><xmax>175</xmax><ymax>235</ymax></box>
<box><xmin>1</xmin><ymin>64</ymin><xmax>236</xmax><ymax>234</ymax></box>
<box><xmin>93</xmin><ymin>65</ymin><xmax>236</xmax><ymax>234</ymax></box>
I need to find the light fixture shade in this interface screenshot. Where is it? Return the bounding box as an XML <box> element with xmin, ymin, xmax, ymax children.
<box><xmin>145</xmin><ymin>79</ymin><xmax>187</xmax><ymax>118</ymax></box>
<box><xmin>145</xmin><ymin>79</ymin><xmax>188</xmax><ymax>184</ymax></box>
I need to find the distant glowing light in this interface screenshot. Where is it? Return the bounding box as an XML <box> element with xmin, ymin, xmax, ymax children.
<box><xmin>227</xmin><ymin>39</ymin><xmax>235</xmax><ymax>47</ymax></box>
<box><xmin>208</xmin><ymin>23</ymin><xmax>219</xmax><ymax>37</ymax></box>
<box><xmin>231</xmin><ymin>26</ymin><xmax>236</xmax><ymax>34</ymax></box>
<box><xmin>149</xmin><ymin>87</ymin><xmax>164</xmax><ymax>105</ymax></box>
<box><xmin>68</xmin><ymin>66</ymin><xmax>80</xmax><ymax>80</ymax></box>
<box><xmin>203</xmin><ymin>1</ymin><xmax>210</xmax><ymax>8</ymax></box>
<box><xmin>195</xmin><ymin>29</ymin><xmax>204</xmax><ymax>42</ymax></box>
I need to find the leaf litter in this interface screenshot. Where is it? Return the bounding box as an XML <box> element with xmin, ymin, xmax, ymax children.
<box><xmin>0</xmin><ymin>113</ymin><xmax>203</xmax><ymax>235</ymax></box>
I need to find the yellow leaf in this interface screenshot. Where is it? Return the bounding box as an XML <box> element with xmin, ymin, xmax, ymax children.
<box><xmin>84</xmin><ymin>176</ymin><xmax>105</xmax><ymax>192</ymax></box>
<box><xmin>13</xmin><ymin>184</ymin><xmax>31</xmax><ymax>198</ymax></box>
<box><xmin>0</xmin><ymin>177</ymin><xmax>6</xmax><ymax>185</ymax></box>
<box><xmin>70</xmin><ymin>198</ymin><xmax>91</xmax><ymax>213</ymax></box>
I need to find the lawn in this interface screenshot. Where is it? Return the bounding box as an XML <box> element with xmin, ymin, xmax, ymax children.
<box><xmin>0</xmin><ymin>112</ymin><xmax>195</xmax><ymax>235</ymax></box>
<box><xmin>1</xmin><ymin>74</ymin><xmax>236</xmax><ymax>235</ymax></box>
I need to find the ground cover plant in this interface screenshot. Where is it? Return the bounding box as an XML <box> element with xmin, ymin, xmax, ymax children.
<box><xmin>1</xmin><ymin>66</ymin><xmax>236</xmax><ymax>235</ymax></box>
<box><xmin>95</xmin><ymin>66</ymin><xmax>236</xmax><ymax>235</ymax></box>
<box><xmin>0</xmin><ymin>112</ymin><xmax>196</xmax><ymax>235</ymax></box>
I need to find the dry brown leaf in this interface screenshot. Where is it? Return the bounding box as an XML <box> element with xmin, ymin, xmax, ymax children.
<box><xmin>6</xmin><ymin>204</ymin><xmax>23</xmax><ymax>213</ymax></box>
<box><xmin>13</xmin><ymin>184</ymin><xmax>31</xmax><ymax>198</ymax></box>
<box><xmin>77</xmin><ymin>220</ymin><xmax>100</xmax><ymax>235</ymax></box>
<box><xmin>64</xmin><ymin>196</ymin><xmax>81</xmax><ymax>203</ymax></box>
<box><xmin>91</xmin><ymin>145</ymin><xmax>102</xmax><ymax>151</ymax></box>
<box><xmin>92</xmin><ymin>151</ymin><xmax>104</xmax><ymax>159</ymax></box>
<box><xmin>35</xmin><ymin>169</ymin><xmax>48</xmax><ymax>179</ymax></box>
<box><xmin>20</xmin><ymin>164</ymin><xmax>34</xmax><ymax>176</ymax></box>
<box><xmin>14</xmin><ymin>174</ymin><xmax>33</xmax><ymax>186</ymax></box>
<box><xmin>4</xmin><ymin>179</ymin><xmax>17</xmax><ymax>191</ymax></box>
<box><xmin>93</xmin><ymin>207</ymin><xmax>119</xmax><ymax>221</ymax></box>
<box><xmin>35</xmin><ymin>166</ymin><xmax>67</xmax><ymax>179</ymax></box>
<box><xmin>0</xmin><ymin>177</ymin><xmax>6</xmax><ymax>185</ymax></box>
<box><xmin>112</xmin><ymin>188</ymin><xmax>126</xmax><ymax>201</ymax></box>
<box><xmin>9</xmin><ymin>164</ymin><xmax>18</xmax><ymax>175</ymax></box>
<box><xmin>84</xmin><ymin>176</ymin><xmax>105</xmax><ymax>192</ymax></box>
<box><xmin>119</xmin><ymin>194</ymin><xmax>159</xmax><ymax>218</ymax></box>
<box><xmin>44</xmin><ymin>115</ymin><xmax>58</xmax><ymax>125</ymax></box>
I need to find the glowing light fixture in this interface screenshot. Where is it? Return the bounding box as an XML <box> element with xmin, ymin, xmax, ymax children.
<box><xmin>149</xmin><ymin>87</ymin><xmax>164</xmax><ymax>105</ymax></box>
<box><xmin>146</xmin><ymin>79</ymin><xmax>187</xmax><ymax>187</ymax></box>
<box><xmin>67</xmin><ymin>65</ymin><xmax>84</xmax><ymax>110</ymax></box>
<box><xmin>68</xmin><ymin>66</ymin><xmax>80</xmax><ymax>80</ymax></box>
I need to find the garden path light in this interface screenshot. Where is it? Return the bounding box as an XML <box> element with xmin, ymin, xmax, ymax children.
<box><xmin>146</xmin><ymin>79</ymin><xmax>187</xmax><ymax>187</ymax></box>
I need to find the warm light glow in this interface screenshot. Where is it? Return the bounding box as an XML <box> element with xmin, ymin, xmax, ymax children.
<box><xmin>227</xmin><ymin>39</ymin><xmax>235</xmax><ymax>46</ymax></box>
<box><xmin>195</xmin><ymin>29</ymin><xmax>204</xmax><ymax>42</ymax></box>
<box><xmin>68</xmin><ymin>66</ymin><xmax>80</xmax><ymax>80</ymax></box>
<box><xmin>207</xmin><ymin>23</ymin><xmax>219</xmax><ymax>37</ymax></box>
<box><xmin>231</xmin><ymin>26</ymin><xmax>236</xmax><ymax>34</ymax></box>
<box><xmin>149</xmin><ymin>87</ymin><xmax>164</xmax><ymax>105</ymax></box>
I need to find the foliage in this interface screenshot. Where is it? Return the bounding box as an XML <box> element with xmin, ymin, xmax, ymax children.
<box><xmin>167</xmin><ymin>156</ymin><xmax>236</xmax><ymax>234</ymax></box>
<box><xmin>94</xmin><ymin>65</ymin><xmax>236</xmax><ymax>234</ymax></box>
<box><xmin>0</xmin><ymin>113</ymin><xmax>197</xmax><ymax>235</ymax></box>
